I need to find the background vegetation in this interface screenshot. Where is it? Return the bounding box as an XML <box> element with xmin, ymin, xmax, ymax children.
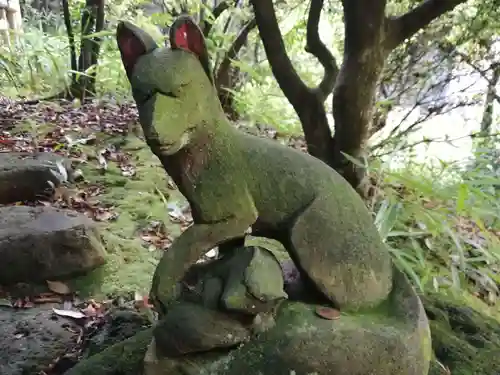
<box><xmin>1</xmin><ymin>0</ymin><xmax>499</xmax><ymax>323</ymax></box>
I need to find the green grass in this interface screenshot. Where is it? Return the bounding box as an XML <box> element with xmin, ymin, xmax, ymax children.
<box><xmin>68</xmin><ymin>136</ymin><xmax>187</xmax><ymax>298</ymax></box>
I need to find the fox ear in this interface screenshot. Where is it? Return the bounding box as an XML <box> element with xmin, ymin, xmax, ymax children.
<box><xmin>169</xmin><ymin>15</ymin><xmax>213</xmax><ymax>85</ymax></box>
<box><xmin>116</xmin><ymin>21</ymin><xmax>158</xmax><ymax>79</ymax></box>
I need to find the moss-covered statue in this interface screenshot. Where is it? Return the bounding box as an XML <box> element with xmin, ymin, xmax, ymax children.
<box><xmin>107</xmin><ymin>15</ymin><xmax>433</xmax><ymax>375</ymax></box>
<box><xmin>116</xmin><ymin>14</ymin><xmax>391</xmax><ymax>315</ymax></box>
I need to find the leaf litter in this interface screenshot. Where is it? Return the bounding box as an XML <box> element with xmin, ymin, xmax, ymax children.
<box><xmin>3</xmin><ymin>96</ymin><xmax>499</xmax><ymax>367</ymax></box>
<box><xmin>0</xmin><ymin>98</ymin><xmax>158</xmax><ymax>373</ymax></box>
<box><xmin>0</xmin><ymin>278</ymin><xmax>154</xmax><ymax>374</ymax></box>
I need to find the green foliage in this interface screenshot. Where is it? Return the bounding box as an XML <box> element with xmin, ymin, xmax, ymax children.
<box><xmin>369</xmin><ymin>157</ymin><xmax>500</xmax><ymax>297</ymax></box>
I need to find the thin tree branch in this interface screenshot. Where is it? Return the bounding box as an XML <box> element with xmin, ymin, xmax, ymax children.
<box><xmin>215</xmin><ymin>18</ymin><xmax>257</xmax><ymax>88</ymax></box>
<box><xmin>201</xmin><ymin>1</ymin><xmax>230</xmax><ymax>36</ymax></box>
<box><xmin>386</xmin><ymin>0</ymin><xmax>467</xmax><ymax>50</ymax></box>
<box><xmin>250</xmin><ymin>0</ymin><xmax>308</xmax><ymax>109</ymax></box>
<box><xmin>305</xmin><ymin>0</ymin><xmax>338</xmax><ymax>101</ymax></box>
<box><xmin>61</xmin><ymin>0</ymin><xmax>77</xmax><ymax>85</ymax></box>
<box><xmin>450</xmin><ymin>47</ymin><xmax>500</xmax><ymax>103</ymax></box>
<box><xmin>372</xmin><ymin>131</ymin><xmax>500</xmax><ymax>158</ymax></box>
<box><xmin>90</xmin><ymin>0</ymin><xmax>105</xmax><ymax>71</ymax></box>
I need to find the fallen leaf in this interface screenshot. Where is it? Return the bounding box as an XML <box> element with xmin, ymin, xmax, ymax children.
<box><xmin>52</xmin><ymin>308</ymin><xmax>86</xmax><ymax>320</ymax></box>
<box><xmin>134</xmin><ymin>291</ymin><xmax>143</xmax><ymax>301</ymax></box>
<box><xmin>93</xmin><ymin>208</ymin><xmax>118</xmax><ymax>222</ymax></box>
<box><xmin>167</xmin><ymin>179</ymin><xmax>177</xmax><ymax>190</ymax></box>
<box><xmin>97</xmin><ymin>150</ymin><xmax>108</xmax><ymax>170</ymax></box>
<box><xmin>81</xmin><ymin>304</ymin><xmax>98</xmax><ymax>317</ymax></box>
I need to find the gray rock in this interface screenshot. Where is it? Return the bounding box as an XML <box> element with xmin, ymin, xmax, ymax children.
<box><xmin>0</xmin><ymin>152</ymin><xmax>74</xmax><ymax>204</ymax></box>
<box><xmin>152</xmin><ymin>246</ymin><xmax>288</xmax><ymax>357</ymax></box>
<box><xmin>154</xmin><ymin>303</ymin><xmax>252</xmax><ymax>357</ymax></box>
<box><xmin>0</xmin><ymin>206</ymin><xmax>106</xmax><ymax>284</ymax></box>
<box><xmin>64</xmin><ymin>260</ymin><xmax>431</xmax><ymax>375</ymax></box>
<box><xmin>0</xmin><ymin>306</ymin><xmax>80</xmax><ymax>375</ymax></box>
<box><xmin>144</xmin><ymin>266</ymin><xmax>432</xmax><ymax>375</ymax></box>
<box><xmin>84</xmin><ymin>308</ymin><xmax>152</xmax><ymax>357</ymax></box>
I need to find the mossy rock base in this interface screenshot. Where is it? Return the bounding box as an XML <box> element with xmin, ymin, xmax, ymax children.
<box><xmin>423</xmin><ymin>294</ymin><xmax>500</xmax><ymax>375</ymax></box>
<box><xmin>66</xmin><ymin>267</ymin><xmax>432</xmax><ymax>375</ymax></box>
<box><xmin>65</xmin><ymin>328</ymin><xmax>154</xmax><ymax>375</ymax></box>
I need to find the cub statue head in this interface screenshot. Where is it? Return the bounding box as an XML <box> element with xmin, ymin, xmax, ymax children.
<box><xmin>116</xmin><ymin>16</ymin><xmax>220</xmax><ymax>155</ymax></box>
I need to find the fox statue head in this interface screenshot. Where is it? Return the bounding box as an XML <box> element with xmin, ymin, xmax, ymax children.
<box><xmin>116</xmin><ymin>16</ymin><xmax>222</xmax><ymax>156</ymax></box>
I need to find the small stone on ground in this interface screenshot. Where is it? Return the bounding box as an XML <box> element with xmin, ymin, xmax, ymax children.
<box><xmin>0</xmin><ymin>205</ymin><xmax>106</xmax><ymax>284</ymax></box>
<box><xmin>0</xmin><ymin>152</ymin><xmax>74</xmax><ymax>204</ymax></box>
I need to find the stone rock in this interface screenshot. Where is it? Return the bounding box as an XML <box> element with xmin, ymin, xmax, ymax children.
<box><xmin>65</xmin><ymin>255</ymin><xmax>431</xmax><ymax>375</ymax></box>
<box><xmin>0</xmin><ymin>306</ymin><xmax>81</xmax><ymax>375</ymax></box>
<box><xmin>64</xmin><ymin>328</ymin><xmax>154</xmax><ymax>375</ymax></box>
<box><xmin>154</xmin><ymin>302</ymin><xmax>253</xmax><ymax>357</ymax></box>
<box><xmin>84</xmin><ymin>307</ymin><xmax>153</xmax><ymax>357</ymax></box>
<box><xmin>181</xmin><ymin>246</ymin><xmax>287</xmax><ymax>315</ymax></box>
<box><xmin>0</xmin><ymin>206</ymin><xmax>106</xmax><ymax>284</ymax></box>
<box><xmin>151</xmin><ymin>246</ymin><xmax>288</xmax><ymax>357</ymax></box>
<box><xmin>145</xmin><ymin>266</ymin><xmax>431</xmax><ymax>375</ymax></box>
<box><xmin>0</xmin><ymin>152</ymin><xmax>74</xmax><ymax>204</ymax></box>
<box><xmin>423</xmin><ymin>294</ymin><xmax>500</xmax><ymax>375</ymax></box>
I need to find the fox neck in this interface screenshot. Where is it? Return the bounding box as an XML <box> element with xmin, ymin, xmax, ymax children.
<box><xmin>154</xmin><ymin>116</ymin><xmax>234</xmax><ymax>194</ymax></box>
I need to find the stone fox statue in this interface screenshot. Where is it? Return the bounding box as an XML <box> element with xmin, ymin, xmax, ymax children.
<box><xmin>116</xmin><ymin>16</ymin><xmax>393</xmax><ymax>315</ymax></box>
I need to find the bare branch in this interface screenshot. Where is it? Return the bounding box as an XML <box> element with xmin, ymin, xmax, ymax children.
<box><xmin>372</xmin><ymin>131</ymin><xmax>500</xmax><ymax>158</ymax></box>
<box><xmin>305</xmin><ymin>0</ymin><xmax>338</xmax><ymax>101</ymax></box>
<box><xmin>201</xmin><ymin>1</ymin><xmax>230</xmax><ymax>36</ymax></box>
<box><xmin>216</xmin><ymin>18</ymin><xmax>257</xmax><ymax>88</ymax></box>
<box><xmin>450</xmin><ymin>48</ymin><xmax>500</xmax><ymax>103</ymax></box>
<box><xmin>250</xmin><ymin>0</ymin><xmax>308</xmax><ymax>109</ymax></box>
<box><xmin>386</xmin><ymin>0</ymin><xmax>467</xmax><ymax>50</ymax></box>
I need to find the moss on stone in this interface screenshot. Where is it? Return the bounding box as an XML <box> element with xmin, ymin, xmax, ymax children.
<box><xmin>423</xmin><ymin>293</ymin><xmax>500</xmax><ymax>375</ymax></box>
<box><xmin>65</xmin><ymin>328</ymin><xmax>153</xmax><ymax>375</ymax></box>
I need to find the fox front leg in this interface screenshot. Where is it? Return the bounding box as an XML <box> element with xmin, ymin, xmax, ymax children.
<box><xmin>218</xmin><ymin>236</ymin><xmax>246</xmax><ymax>257</ymax></box>
<box><xmin>150</xmin><ymin>216</ymin><xmax>257</xmax><ymax>316</ymax></box>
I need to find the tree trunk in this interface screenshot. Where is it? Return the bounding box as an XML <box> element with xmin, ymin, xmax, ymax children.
<box><xmin>251</xmin><ymin>0</ymin><xmax>468</xmax><ymax>193</ymax></box>
<box><xmin>199</xmin><ymin>0</ymin><xmax>256</xmax><ymax>119</ymax></box>
<box><xmin>329</xmin><ymin>0</ymin><xmax>388</xmax><ymax>187</ymax></box>
<box><xmin>250</xmin><ymin>0</ymin><xmax>337</xmax><ymax>164</ymax></box>
<box><xmin>54</xmin><ymin>0</ymin><xmax>104</xmax><ymax>101</ymax></box>
<box><xmin>70</xmin><ymin>0</ymin><xmax>104</xmax><ymax>100</ymax></box>
<box><xmin>215</xmin><ymin>18</ymin><xmax>257</xmax><ymax>120</ymax></box>
<box><xmin>479</xmin><ymin>63</ymin><xmax>500</xmax><ymax>136</ymax></box>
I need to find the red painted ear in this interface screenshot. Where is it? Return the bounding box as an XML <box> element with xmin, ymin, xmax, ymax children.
<box><xmin>169</xmin><ymin>15</ymin><xmax>205</xmax><ymax>57</ymax></box>
<box><xmin>116</xmin><ymin>21</ymin><xmax>157</xmax><ymax>79</ymax></box>
<box><xmin>169</xmin><ymin>15</ymin><xmax>213</xmax><ymax>84</ymax></box>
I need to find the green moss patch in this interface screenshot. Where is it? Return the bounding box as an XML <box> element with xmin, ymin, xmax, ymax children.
<box><xmin>423</xmin><ymin>292</ymin><xmax>500</xmax><ymax>375</ymax></box>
